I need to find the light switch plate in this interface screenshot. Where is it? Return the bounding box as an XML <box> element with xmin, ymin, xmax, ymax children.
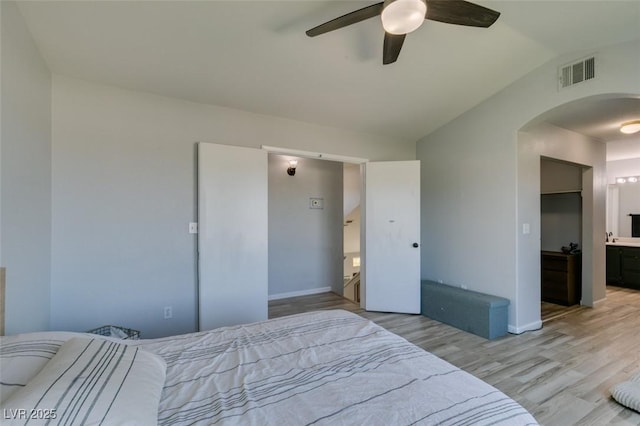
<box><xmin>189</xmin><ymin>222</ymin><xmax>198</xmax><ymax>234</ymax></box>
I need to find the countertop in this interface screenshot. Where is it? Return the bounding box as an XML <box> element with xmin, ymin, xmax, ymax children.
<box><xmin>607</xmin><ymin>238</ymin><xmax>640</xmax><ymax>248</ymax></box>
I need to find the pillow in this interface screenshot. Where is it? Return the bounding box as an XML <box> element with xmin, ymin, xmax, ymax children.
<box><xmin>0</xmin><ymin>331</ymin><xmax>85</xmax><ymax>403</ymax></box>
<box><xmin>611</xmin><ymin>372</ymin><xmax>640</xmax><ymax>412</ymax></box>
<box><xmin>1</xmin><ymin>337</ymin><xmax>166</xmax><ymax>425</ymax></box>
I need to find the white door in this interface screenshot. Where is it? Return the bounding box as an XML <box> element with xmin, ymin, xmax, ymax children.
<box><xmin>363</xmin><ymin>161</ymin><xmax>421</xmax><ymax>313</ymax></box>
<box><xmin>198</xmin><ymin>143</ymin><xmax>268</xmax><ymax>330</ymax></box>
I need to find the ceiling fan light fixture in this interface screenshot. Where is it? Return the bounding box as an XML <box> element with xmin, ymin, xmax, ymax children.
<box><xmin>381</xmin><ymin>0</ymin><xmax>427</xmax><ymax>35</ymax></box>
<box><xmin>620</xmin><ymin>120</ymin><xmax>640</xmax><ymax>134</ymax></box>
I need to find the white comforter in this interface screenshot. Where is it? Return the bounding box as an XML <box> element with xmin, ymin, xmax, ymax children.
<box><xmin>140</xmin><ymin>310</ymin><xmax>537</xmax><ymax>425</ymax></box>
<box><xmin>1</xmin><ymin>310</ymin><xmax>538</xmax><ymax>425</ymax></box>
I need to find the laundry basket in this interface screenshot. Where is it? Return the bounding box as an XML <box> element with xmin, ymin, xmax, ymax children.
<box><xmin>87</xmin><ymin>325</ymin><xmax>140</xmax><ymax>340</ymax></box>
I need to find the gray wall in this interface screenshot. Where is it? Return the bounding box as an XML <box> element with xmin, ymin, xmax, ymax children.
<box><xmin>540</xmin><ymin>159</ymin><xmax>583</xmax><ymax>194</ymax></box>
<box><xmin>540</xmin><ymin>160</ymin><xmax>583</xmax><ymax>252</ymax></box>
<box><xmin>268</xmin><ymin>155</ymin><xmax>343</xmax><ymax>298</ymax></box>
<box><xmin>417</xmin><ymin>39</ymin><xmax>637</xmax><ymax>333</ymax></box>
<box><xmin>49</xmin><ymin>75</ymin><xmax>413</xmax><ymax>338</ymax></box>
<box><xmin>1</xmin><ymin>2</ymin><xmax>52</xmax><ymax>334</ymax></box>
<box><xmin>541</xmin><ymin>193</ymin><xmax>582</xmax><ymax>252</ymax></box>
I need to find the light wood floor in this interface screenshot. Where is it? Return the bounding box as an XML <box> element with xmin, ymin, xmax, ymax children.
<box><xmin>269</xmin><ymin>286</ymin><xmax>640</xmax><ymax>425</ymax></box>
<box><xmin>541</xmin><ymin>300</ymin><xmax>588</xmax><ymax>323</ymax></box>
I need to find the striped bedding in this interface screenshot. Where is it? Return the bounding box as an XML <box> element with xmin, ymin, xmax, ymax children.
<box><xmin>139</xmin><ymin>310</ymin><xmax>538</xmax><ymax>425</ymax></box>
<box><xmin>2</xmin><ymin>337</ymin><xmax>166</xmax><ymax>425</ymax></box>
<box><xmin>1</xmin><ymin>310</ymin><xmax>538</xmax><ymax>425</ymax></box>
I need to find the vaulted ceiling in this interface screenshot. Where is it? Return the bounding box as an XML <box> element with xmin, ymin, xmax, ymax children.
<box><xmin>16</xmin><ymin>1</ymin><xmax>640</xmax><ymax>149</ymax></box>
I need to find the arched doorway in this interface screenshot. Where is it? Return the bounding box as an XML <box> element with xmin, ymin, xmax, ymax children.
<box><xmin>517</xmin><ymin>94</ymin><xmax>640</xmax><ymax>326</ymax></box>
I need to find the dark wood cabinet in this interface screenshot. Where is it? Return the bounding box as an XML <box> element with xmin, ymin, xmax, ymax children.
<box><xmin>541</xmin><ymin>251</ymin><xmax>581</xmax><ymax>306</ymax></box>
<box><xmin>608</xmin><ymin>245</ymin><xmax>640</xmax><ymax>289</ymax></box>
<box><xmin>622</xmin><ymin>250</ymin><xmax>640</xmax><ymax>287</ymax></box>
<box><xmin>606</xmin><ymin>246</ymin><xmax>622</xmax><ymax>284</ymax></box>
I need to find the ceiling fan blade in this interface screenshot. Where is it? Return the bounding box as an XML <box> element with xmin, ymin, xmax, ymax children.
<box><xmin>383</xmin><ymin>33</ymin><xmax>406</xmax><ymax>65</ymax></box>
<box><xmin>306</xmin><ymin>2</ymin><xmax>384</xmax><ymax>37</ymax></box>
<box><xmin>425</xmin><ymin>0</ymin><xmax>500</xmax><ymax>28</ymax></box>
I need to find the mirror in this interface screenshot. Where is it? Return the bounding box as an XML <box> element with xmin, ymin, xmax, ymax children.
<box><xmin>607</xmin><ymin>182</ymin><xmax>640</xmax><ymax>237</ymax></box>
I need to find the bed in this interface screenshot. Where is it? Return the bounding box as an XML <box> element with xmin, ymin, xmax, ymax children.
<box><xmin>0</xmin><ymin>310</ymin><xmax>538</xmax><ymax>425</ymax></box>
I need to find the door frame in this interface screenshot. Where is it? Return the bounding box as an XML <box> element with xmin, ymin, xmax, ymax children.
<box><xmin>539</xmin><ymin>156</ymin><xmax>593</xmax><ymax>311</ymax></box>
<box><xmin>262</xmin><ymin>145</ymin><xmax>370</xmax><ymax>308</ymax></box>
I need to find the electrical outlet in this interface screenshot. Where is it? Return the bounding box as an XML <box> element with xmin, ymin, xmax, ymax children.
<box><xmin>163</xmin><ymin>306</ymin><xmax>173</xmax><ymax>319</ymax></box>
<box><xmin>189</xmin><ymin>222</ymin><xmax>198</xmax><ymax>234</ymax></box>
<box><xmin>309</xmin><ymin>198</ymin><xmax>324</xmax><ymax>209</ymax></box>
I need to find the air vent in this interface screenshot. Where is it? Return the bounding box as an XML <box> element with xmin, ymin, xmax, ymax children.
<box><xmin>559</xmin><ymin>56</ymin><xmax>595</xmax><ymax>90</ymax></box>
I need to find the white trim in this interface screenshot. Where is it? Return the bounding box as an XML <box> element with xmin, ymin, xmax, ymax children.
<box><xmin>268</xmin><ymin>287</ymin><xmax>332</xmax><ymax>301</ymax></box>
<box><xmin>508</xmin><ymin>320</ymin><xmax>542</xmax><ymax>335</ymax></box>
<box><xmin>579</xmin><ymin>296</ymin><xmax>606</xmax><ymax>308</ymax></box>
<box><xmin>261</xmin><ymin>145</ymin><xmax>368</xmax><ymax>164</ymax></box>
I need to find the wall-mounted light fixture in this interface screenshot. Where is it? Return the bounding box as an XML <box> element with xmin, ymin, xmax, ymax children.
<box><xmin>616</xmin><ymin>176</ymin><xmax>639</xmax><ymax>184</ymax></box>
<box><xmin>287</xmin><ymin>160</ymin><xmax>298</xmax><ymax>176</ymax></box>
<box><xmin>620</xmin><ymin>120</ymin><xmax>640</xmax><ymax>134</ymax></box>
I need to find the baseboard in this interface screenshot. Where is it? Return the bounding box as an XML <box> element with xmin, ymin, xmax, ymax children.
<box><xmin>268</xmin><ymin>287</ymin><xmax>332</xmax><ymax>301</ymax></box>
<box><xmin>508</xmin><ymin>320</ymin><xmax>542</xmax><ymax>335</ymax></box>
<box><xmin>592</xmin><ymin>297</ymin><xmax>606</xmax><ymax>307</ymax></box>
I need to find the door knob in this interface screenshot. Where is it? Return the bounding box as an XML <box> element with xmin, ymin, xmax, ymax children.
<box><xmin>413</xmin><ymin>243</ymin><xmax>419</xmax><ymax>248</ymax></box>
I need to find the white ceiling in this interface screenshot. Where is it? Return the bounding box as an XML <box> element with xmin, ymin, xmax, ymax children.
<box><xmin>546</xmin><ymin>98</ymin><xmax>640</xmax><ymax>142</ymax></box>
<box><xmin>16</xmin><ymin>1</ymin><xmax>640</xmax><ymax>147</ymax></box>
<box><xmin>542</xmin><ymin>97</ymin><xmax>640</xmax><ymax>160</ymax></box>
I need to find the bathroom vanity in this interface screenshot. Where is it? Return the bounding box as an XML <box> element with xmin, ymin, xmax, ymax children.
<box><xmin>606</xmin><ymin>239</ymin><xmax>640</xmax><ymax>289</ymax></box>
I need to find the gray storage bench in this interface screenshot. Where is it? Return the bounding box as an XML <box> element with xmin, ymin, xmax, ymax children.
<box><xmin>421</xmin><ymin>280</ymin><xmax>509</xmax><ymax>339</ymax></box>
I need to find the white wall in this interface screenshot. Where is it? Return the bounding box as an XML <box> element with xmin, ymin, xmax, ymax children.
<box><xmin>343</xmin><ymin>163</ymin><xmax>361</xmax><ymax>217</ymax></box>
<box><xmin>1</xmin><ymin>1</ymin><xmax>52</xmax><ymax>334</ymax></box>
<box><xmin>607</xmin><ymin>157</ymin><xmax>640</xmax><ymax>184</ymax></box>
<box><xmin>417</xmin><ymin>39</ymin><xmax>638</xmax><ymax>333</ymax></box>
<box><xmin>343</xmin><ymin>206</ymin><xmax>360</xmax><ymax>254</ymax></box>
<box><xmin>607</xmin><ymin>140</ymin><xmax>640</xmax><ymax>162</ymax></box>
<box><xmin>343</xmin><ymin>252</ymin><xmax>360</xmax><ymax>279</ymax></box>
<box><xmin>50</xmin><ymin>75</ymin><xmax>413</xmax><ymax>338</ymax></box>
<box><xmin>343</xmin><ymin>164</ymin><xmax>361</xmax><ymax>278</ymax></box>
<box><xmin>268</xmin><ymin>155</ymin><xmax>343</xmax><ymax>299</ymax></box>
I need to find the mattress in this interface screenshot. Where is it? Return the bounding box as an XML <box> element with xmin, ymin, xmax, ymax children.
<box><xmin>0</xmin><ymin>310</ymin><xmax>538</xmax><ymax>425</ymax></box>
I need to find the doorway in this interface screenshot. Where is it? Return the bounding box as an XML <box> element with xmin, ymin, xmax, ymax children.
<box><xmin>262</xmin><ymin>145</ymin><xmax>421</xmax><ymax>314</ymax></box>
<box><xmin>540</xmin><ymin>157</ymin><xmax>588</xmax><ymax>322</ymax></box>
<box><xmin>197</xmin><ymin>143</ymin><xmax>429</xmax><ymax>327</ymax></box>
<box><xmin>268</xmin><ymin>155</ymin><xmax>345</xmax><ymax>300</ymax></box>
<box><xmin>343</xmin><ymin>163</ymin><xmax>361</xmax><ymax>303</ymax></box>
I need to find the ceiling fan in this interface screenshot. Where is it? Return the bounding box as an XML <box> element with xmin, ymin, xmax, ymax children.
<box><xmin>306</xmin><ymin>0</ymin><xmax>500</xmax><ymax>65</ymax></box>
